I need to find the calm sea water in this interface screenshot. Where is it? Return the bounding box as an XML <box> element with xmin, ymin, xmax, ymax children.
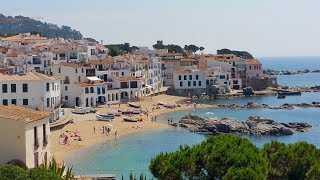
<box><xmin>68</xmin><ymin>57</ymin><xmax>320</xmax><ymax>178</ymax></box>
<box><xmin>260</xmin><ymin>57</ymin><xmax>320</xmax><ymax>87</ymax></box>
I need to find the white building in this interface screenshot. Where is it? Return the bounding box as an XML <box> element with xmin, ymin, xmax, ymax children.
<box><xmin>0</xmin><ymin>71</ymin><xmax>61</xmax><ymax>122</ymax></box>
<box><xmin>173</xmin><ymin>69</ymin><xmax>206</xmax><ymax>96</ymax></box>
<box><xmin>0</xmin><ymin>105</ymin><xmax>51</xmax><ymax>168</ymax></box>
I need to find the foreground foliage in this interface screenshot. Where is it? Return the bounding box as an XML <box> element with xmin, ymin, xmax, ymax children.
<box><xmin>150</xmin><ymin>135</ymin><xmax>320</xmax><ymax>180</ymax></box>
<box><xmin>0</xmin><ymin>158</ymin><xmax>73</xmax><ymax>180</ymax></box>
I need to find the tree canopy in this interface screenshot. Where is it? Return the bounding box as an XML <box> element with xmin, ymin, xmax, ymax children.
<box><xmin>150</xmin><ymin>135</ymin><xmax>320</xmax><ymax>180</ymax></box>
<box><xmin>217</xmin><ymin>48</ymin><xmax>254</xmax><ymax>59</ymax></box>
<box><xmin>105</xmin><ymin>43</ymin><xmax>139</xmax><ymax>56</ymax></box>
<box><xmin>150</xmin><ymin>135</ymin><xmax>268</xmax><ymax>179</ymax></box>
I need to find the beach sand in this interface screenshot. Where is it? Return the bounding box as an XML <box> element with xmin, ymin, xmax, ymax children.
<box><xmin>51</xmin><ymin>94</ymin><xmax>214</xmax><ymax>163</ymax></box>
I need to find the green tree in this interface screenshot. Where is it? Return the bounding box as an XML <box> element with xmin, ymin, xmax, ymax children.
<box><xmin>0</xmin><ymin>165</ymin><xmax>28</xmax><ymax>180</ymax></box>
<box><xmin>28</xmin><ymin>166</ymin><xmax>62</xmax><ymax>180</ymax></box>
<box><xmin>184</xmin><ymin>44</ymin><xmax>200</xmax><ymax>54</ymax></box>
<box><xmin>153</xmin><ymin>40</ymin><xmax>165</xmax><ymax>49</ymax></box>
<box><xmin>150</xmin><ymin>135</ymin><xmax>268</xmax><ymax>180</ymax></box>
<box><xmin>263</xmin><ymin>141</ymin><xmax>320</xmax><ymax>180</ymax></box>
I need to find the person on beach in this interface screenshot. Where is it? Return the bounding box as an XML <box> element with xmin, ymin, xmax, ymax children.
<box><xmin>171</xmin><ymin>118</ymin><xmax>173</xmax><ymax>123</ymax></box>
<box><xmin>102</xmin><ymin>126</ymin><xmax>105</xmax><ymax>134</ymax></box>
<box><xmin>154</xmin><ymin>116</ymin><xmax>157</xmax><ymax>122</ymax></box>
<box><xmin>94</xmin><ymin>126</ymin><xmax>96</xmax><ymax>133</ymax></box>
<box><xmin>115</xmin><ymin>131</ymin><xmax>118</xmax><ymax>138</ymax></box>
<box><xmin>168</xmin><ymin>119</ymin><xmax>170</xmax><ymax>125</ymax></box>
<box><xmin>151</xmin><ymin>116</ymin><xmax>153</xmax><ymax>122</ymax></box>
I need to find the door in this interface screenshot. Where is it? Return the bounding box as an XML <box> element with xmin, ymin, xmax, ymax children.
<box><xmin>34</xmin><ymin>152</ymin><xmax>39</xmax><ymax>167</ymax></box>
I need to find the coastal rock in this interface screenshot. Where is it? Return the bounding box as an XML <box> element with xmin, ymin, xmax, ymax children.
<box><xmin>243</xmin><ymin>86</ymin><xmax>255</xmax><ymax>96</ymax></box>
<box><xmin>177</xmin><ymin>115</ymin><xmax>311</xmax><ymax>136</ymax></box>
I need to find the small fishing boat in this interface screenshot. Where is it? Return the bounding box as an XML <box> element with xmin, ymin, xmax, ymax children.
<box><xmin>97</xmin><ymin>114</ymin><xmax>114</xmax><ymax>121</ymax></box>
<box><xmin>277</xmin><ymin>94</ymin><xmax>286</xmax><ymax>99</ymax></box>
<box><xmin>130</xmin><ymin>108</ymin><xmax>141</xmax><ymax>114</ymax></box>
<box><xmin>128</xmin><ymin>102</ymin><xmax>141</xmax><ymax>108</ymax></box>
<box><xmin>108</xmin><ymin>111</ymin><xmax>122</xmax><ymax>116</ymax></box>
<box><xmin>72</xmin><ymin>107</ymin><xmax>86</xmax><ymax>114</ymax></box>
<box><xmin>123</xmin><ymin>116</ymin><xmax>138</xmax><ymax>122</ymax></box>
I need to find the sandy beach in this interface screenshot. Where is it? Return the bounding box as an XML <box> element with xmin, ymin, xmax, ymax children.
<box><xmin>51</xmin><ymin>94</ymin><xmax>214</xmax><ymax>163</ymax></box>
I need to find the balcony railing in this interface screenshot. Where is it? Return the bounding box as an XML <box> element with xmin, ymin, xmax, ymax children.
<box><xmin>63</xmin><ymin>80</ymin><xmax>70</xmax><ymax>84</ymax></box>
<box><xmin>34</xmin><ymin>138</ymin><xmax>39</xmax><ymax>149</ymax></box>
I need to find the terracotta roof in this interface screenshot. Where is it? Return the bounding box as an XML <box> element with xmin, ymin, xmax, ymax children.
<box><xmin>0</xmin><ymin>105</ymin><xmax>49</xmax><ymax>123</ymax></box>
<box><xmin>0</xmin><ymin>71</ymin><xmax>59</xmax><ymax>82</ymax></box>
<box><xmin>89</xmin><ymin>59</ymin><xmax>113</xmax><ymax>65</ymax></box>
<box><xmin>119</xmin><ymin>77</ymin><xmax>143</xmax><ymax>81</ymax></box>
<box><xmin>60</xmin><ymin>62</ymin><xmax>94</xmax><ymax>69</ymax></box>
<box><xmin>75</xmin><ymin>82</ymin><xmax>107</xmax><ymax>87</ymax></box>
<box><xmin>175</xmin><ymin>69</ymin><xmax>192</xmax><ymax>74</ymax></box>
<box><xmin>244</xmin><ymin>59</ymin><xmax>261</xmax><ymax>65</ymax></box>
<box><xmin>180</xmin><ymin>58</ymin><xmax>196</xmax><ymax>62</ymax></box>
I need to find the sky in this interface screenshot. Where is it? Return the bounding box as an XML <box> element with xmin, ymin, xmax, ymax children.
<box><xmin>1</xmin><ymin>0</ymin><xmax>320</xmax><ymax>57</ymax></box>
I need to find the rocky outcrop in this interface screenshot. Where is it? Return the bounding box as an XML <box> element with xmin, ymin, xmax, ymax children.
<box><xmin>174</xmin><ymin>115</ymin><xmax>311</xmax><ymax>136</ymax></box>
<box><xmin>243</xmin><ymin>86</ymin><xmax>255</xmax><ymax>96</ymax></box>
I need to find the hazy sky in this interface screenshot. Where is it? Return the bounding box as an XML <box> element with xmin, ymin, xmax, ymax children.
<box><xmin>2</xmin><ymin>0</ymin><xmax>320</xmax><ymax>57</ymax></box>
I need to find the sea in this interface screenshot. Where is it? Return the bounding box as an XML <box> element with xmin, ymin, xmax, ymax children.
<box><xmin>67</xmin><ymin>57</ymin><xmax>320</xmax><ymax>178</ymax></box>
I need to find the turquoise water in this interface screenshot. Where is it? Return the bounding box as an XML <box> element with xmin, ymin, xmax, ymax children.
<box><xmin>68</xmin><ymin>92</ymin><xmax>320</xmax><ymax>178</ymax></box>
<box><xmin>68</xmin><ymin>58</ymin><xmax>320</xmax><ymax>178</ymax></box>
<box><xmin>260</xmin><ymin>57</ymin><xmax>320</xmax><ymax>87</ymax></box>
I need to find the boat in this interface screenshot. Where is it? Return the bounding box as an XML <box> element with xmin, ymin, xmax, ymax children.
<box><xmin>108</xmin><ymin>111</ymin><xmax>122</xmax><ymax>116</ymax></box>
<box><xmin>123</xmin><ymin>116</ymin><xmax>138</xmax><ymax>122</ymax></box>
<box><xmin>97</xmin><ymin>114</ymin><xmax>114</xmax><ymax>121</ymax></box>
<box><xmin>130</xmin><ymin>108</ymin><xmax>141</xmax><ymax>114</ymax></box>
<box><xmin>128</xmin><ymin>102</ymin><xmax>141</xmax><ymax>108</ymax></box>
<box><xmin>277</xmin><ymin>94</ymin><xmax>286</xmax><ymax>99</ymax></box>
<box><xmin>72</xmin><ymin>107</ymin><xmax>86</xmax><ymax>114</ymax></box>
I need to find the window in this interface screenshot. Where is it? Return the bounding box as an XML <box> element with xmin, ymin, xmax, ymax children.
<box><xmin>82</xmin><ymin>68</ymin><xmax>84</xmax><ymax>73</ymax></box>
<box><xmin>198</xmin><ymin>81</ymin><xmax>202</xmax><ymax>86</ymax></box>
<box><xmin>189</xmin><ymin>75</ymin><xmax>192</xmax><ymax>80</ymax></box>
<box><xmin>85</xmin><ymin>87</ymin><xmax>89</xmax><ymax>94</ymax></box>
<box><xmin>121</xmin><ymin>72</ymin><xmax>124</xmax><ymax>76</ymax></box>
<box><xmin>46</xmin><ymin>83</ymin><xmax>49</xmax><ymax>91</ymax></box>
<box><xmin>23</xmin><ymin>99</ymin><xmax>28</xmax><ymax>105</ymax></box>
<box><xmin>75</xmin><ymin>68</ymin><xmax>78</xmax><ymax>73</ymax></box>
<box><xmin>43</xmin><ymin>124</ymin><xmax>47</xmax><ymax>145</ymax></box>
<box><xmin>180</xmin><ymin>82</ymin><xmax>183</xmax><ymax>87</ymax></box>
<box><xmin>90</xmin><ymin>87</ymin><xmax>94</xmax><ymax>93</ymax></box>
<box><xmin>178</xmin><ymin>75</ymin><xmax>181</xmax><ymax>80</ymax></box>
<box><xmin>11</xmin><ymin>99</ymin><xmax>16</xmax><ymax>105</ymax></box>
<box><xmin>78</xmin><ymin>76</ymin><xmax>81</xmax><ymax>82</ymax></box>
<box><xmin>219</xmin><ymin>75</ymin><xmax>225</xmax><ymax>79</ymax></box>
<box><xmin>58</xmin><ymin>68</ymin><xmax>61</xmax><ymax>73</ymax></box>
<box><xmin>47</xmin><ymin>98</ymin><xmax>50</xmax><ymax>107</ymax></box>
<box><xmin>3</xmin><ymin>99</ymin><xmax>8</xmax><ymax>106</ymax></box>
<box><xmin>184</xmin><ymin>75</ymin><xmax>187</xmax><ymax>80</ymax></box>
<box><xmin>193</xmin><ymin>81</ymin><xmax>196</xmax><ymax>86</ymax></box>
<box><xmin>65</xmin><ymin>86</ymin><xmax>68</xmax><ymax>91</ymax></box>
<box><xmin>22</xmin><ymin>84</ymin><xmax>28</xmax><ymax>92</ymax></box>
<box><xmin>65</xmin><ymin>96</ymin><xmax>68</xmax><ymax>100</ymax></box>
<box><xmin>249</xmin><ymin>66</ymin><xmax>252</xmax><ymax>70</ymax></box>
<box><xmin>52</xmin><ymin>83</ymin><xmax>54</xmax><ymax>91</ymax></box>
<box><xmin>188</xmin><ymin>81</ymin><xmax>191</xmax><ymax>86</ymax></box>
<box><xmin>196</xmin><ymin>75</ymin><xmax>199</xmax><ymax>80</ymax></box>
<box><xmin>11</xmin><ymin>84</ymin><xmax>16</xmax><ymax>93</ymax></box>
<box><xmin>2</xmin><ymin>84</ymin><xmax>7</xmax><ymax>93</ymax></box>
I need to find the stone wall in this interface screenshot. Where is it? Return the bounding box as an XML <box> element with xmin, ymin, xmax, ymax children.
<box><xmin>242</xmin><ymin>78</ymin><xmax>269</xmax><ymax>90</ymax></box>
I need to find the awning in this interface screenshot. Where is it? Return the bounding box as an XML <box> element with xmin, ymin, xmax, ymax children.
<box><xmin>86</xmin><ymin>76</ymin><xmax>102</xmax><ymax>81</ymax></box>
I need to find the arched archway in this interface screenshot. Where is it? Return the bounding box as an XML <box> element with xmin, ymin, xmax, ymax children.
<box><xmin>75</xmin><ymin>97</ymin><xmax>81</xmax><ymax>107</ymax></box>
<box><xmin>121</xmin><ymin>91</ymin><xmax>129</xmax><ymax>100</ymax></box>
<box><xmin>90</xmin><ymin>97</ymin><xmax>94</xmax><ymax>107</ymax></box>
<box><xmin>86</xmin><ymin>98</ymin><xmax>89</xmax><ymax>107</ymax></box>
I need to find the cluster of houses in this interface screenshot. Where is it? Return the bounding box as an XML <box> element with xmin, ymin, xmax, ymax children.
<box><xmin>0</xmin><ymin>33</ymin><xmax>276</xmax><ymax>168</ymax></box>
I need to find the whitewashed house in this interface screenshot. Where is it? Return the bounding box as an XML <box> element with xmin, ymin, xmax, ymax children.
<box><xmin>0</xmin><ymin>105</ymin><xmax>51</xmax><ymax>168</ymax></box>
<box><xmin>0</xmin><ymin>71</ymin><xmax>61</xmax><ymax>122</ymax></box>
<box><xmin>173</xmin><ymin>69</ymin><xmax>206</xmax><ymax>96</ymax></box>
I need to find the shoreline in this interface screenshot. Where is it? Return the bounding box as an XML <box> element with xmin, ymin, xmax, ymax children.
<box><xmin>51</xmin><ymin>94</ymin><xmax>213</xmax><ymax>163</ymax></box>
<box><xmin>51</xmin><ymin>90</ymin><xmax>320</xmax><ymax>164</ymax></box>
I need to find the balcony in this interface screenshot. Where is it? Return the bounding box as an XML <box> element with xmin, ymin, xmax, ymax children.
<box><xmin>43</xmin><ymin>135</ymin><xmax>48</xmax><ymax>147</ymax></box>
<box><xmin>34</xmin><ymin>138</ymin><xmax>39</xmax><ymax>150</ymax></box>
<box><xmin>63</xmin><ymin>80</ymin><xmax>70</xmax><ymax>84</ymax></box>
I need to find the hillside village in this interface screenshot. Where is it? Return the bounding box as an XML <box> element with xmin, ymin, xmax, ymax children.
<box><xmin>0</xmin><ymin>33</ymin><xmax>278</xmax><ymax>169</ymax></box>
